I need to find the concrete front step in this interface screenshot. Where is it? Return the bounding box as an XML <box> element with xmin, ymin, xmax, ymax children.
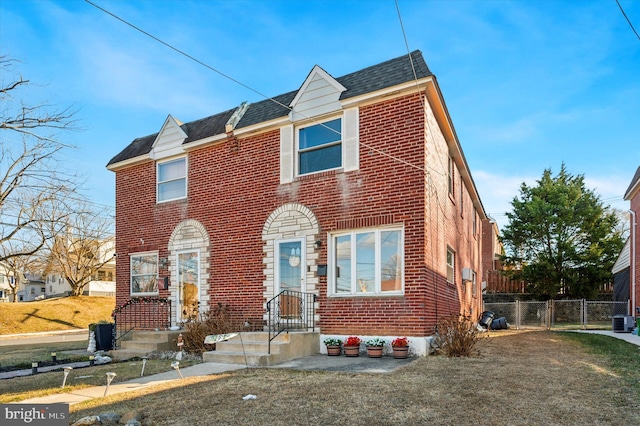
<box><xmin>110</xmin><ymin>330</ymin><xmax>182</xmax><ymax>360</ymax></box>
<box><xmin>203</xmin><ymin>331</ymin><xmax>319</xmax><ymax>366</ymax></box>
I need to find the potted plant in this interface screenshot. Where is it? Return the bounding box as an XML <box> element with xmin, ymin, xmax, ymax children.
<box><xmin>365</xmin><ymin>337</ymin><xmax>385</xmax><ymax>358</ymax></box>
<box><xmin>343</xmin><ymin>336</ymin><xmax>361</xmax><ymax>357</ymax></box>
<box><xmin>323</xmin><ymin>337</ymin><xmax>343</xmax><ymax>356</ymax></box>
<box><xmin>391</xmin><ymin>336</ymin><xmax>409</xmax><ymax>359</ymax></box>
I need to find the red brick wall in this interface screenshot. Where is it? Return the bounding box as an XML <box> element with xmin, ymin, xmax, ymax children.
<box><xmin>114</xmin><ymin>92</ymin><xmax>483</xmax><ymax>336</ymax></box>
<box><xmin>631</xmin><ymin>194</ymin><xmax>640</xmax><ymax>315</ymax></box>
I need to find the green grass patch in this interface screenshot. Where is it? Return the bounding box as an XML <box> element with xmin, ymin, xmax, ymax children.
<box><xmin>0</xmin><ymin>341</ymin><xmax>89</xmax><ymax>370</ymax></box>
<box><xmin>558</xmin><ymin>332</ymin><xmax>640</xmax><ymax>395</ymax></box>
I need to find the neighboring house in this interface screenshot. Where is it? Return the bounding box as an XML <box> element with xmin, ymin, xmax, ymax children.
<box><xmin>107</xmin><ymin>51</ymin><xmax>487</xmax><ymax>355</ymax></box>
<box><xmin>0</xmin><ymin>264</ymin><xmax>13</xmax><ymax>302</ymax></box>
<box><xmin>612</xmin><ymin>238</ymin><xmax>630</xmax><ymax>305</ymax></box>
<box><xmin>45</xmin><ymin>237</ymin><xmax>116</xmax><ymax>297</ymax></box>
<box><xmin>16</xmin><ymin>273</ymin><xmax>45</xmax><ymax>302</ymax></box>
<box><xmin>481</xmin><ymin>218</ymin><xmax>526</xmax><ymax>295</ymax></box>
<box><xmin>623</xmin><ymin>166</ymin><xmax>640</xmax><ymax>317</ymax></box>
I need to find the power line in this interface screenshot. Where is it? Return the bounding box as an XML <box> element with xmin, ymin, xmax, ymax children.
<box><xmin>615</xmin><ymin>0</ymin><xmax>640</xmax><ymax>41</ymax></box>
<box><xmin>84</xmin><ymin>0</ymin><xmax>444</xmax><ymax>179</ymax></box>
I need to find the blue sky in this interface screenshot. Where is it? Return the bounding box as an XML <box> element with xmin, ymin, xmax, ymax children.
<box><xmin>1</xmin><ymin>0</ymin><xmax>638</xmax><ymax>231</ymax></box>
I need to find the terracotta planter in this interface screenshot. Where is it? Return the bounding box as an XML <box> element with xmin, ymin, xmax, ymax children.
<box><xmin>366</xmin><ymin>346</ymin><xmax>383</xmax><ymax>358</ymax></box>
<box><xmin>392</xmin><ymin>346</ymin><xmax>409</xmax><ymax>359</ymax></box>
<box><xmin>326</xmin><ymin>345</ymin><xmax>342</xmax><ymax>356</ymax></box>
<box><xmin>343</xmin><ymin>345</ymin><xmax>360</xmax><ymax>357</ymax></box>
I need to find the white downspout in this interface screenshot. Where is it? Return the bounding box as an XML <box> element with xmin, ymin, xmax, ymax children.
<box><xmin>630</xmin><ymin>210</ymin><xmax>637</xmax><ymax>317</ymax></box>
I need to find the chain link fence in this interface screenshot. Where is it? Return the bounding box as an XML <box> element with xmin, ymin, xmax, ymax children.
<box><xmin>483</xmin><ymin>300</ymin><xmax>630</xmax><ymax>330</ymax></box>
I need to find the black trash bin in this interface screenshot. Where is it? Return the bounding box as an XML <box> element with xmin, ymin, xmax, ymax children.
<box><xmin>490</xmin><ymin>317</ymin><xmax>508</xmax><ymax>330</ymax></box>
<box><xmin>479</xmin><ymin>311</ymin><xmax>494</xmax><ymax>329</ymax></box>
<box><xmin>94</xmin><ymin>323</ymin><xmax>115</xmax><ymax>351</ymax></box>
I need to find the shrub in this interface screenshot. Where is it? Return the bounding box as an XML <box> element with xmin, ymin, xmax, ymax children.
<box><xmin>181</xmin><ymin>303</ymin><xmax>232</xmax><ymax>354</ymax></box>
<box><xmin>434</xmin><ymin>314</ymin><xmax>483</xmax><ymax>357</ymax></box>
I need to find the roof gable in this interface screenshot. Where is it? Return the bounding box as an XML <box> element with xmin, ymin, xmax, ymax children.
<box><xmin>288</xmin><ymin>65</ymin><xmax>346</xmax><ymax>122</ymax></box>
<box><xmin>150</xmin><ymin>115</ymin><xmax>188</xmax><ymax>161</ymax></box>
<box><xmin>108</xmin><ymin>51</ymin><xmax>433</xmax><ymax>168</ymax></box>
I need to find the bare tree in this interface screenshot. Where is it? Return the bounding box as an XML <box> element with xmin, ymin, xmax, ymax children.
<box><xmin>44</xmin><ymin>204</ymin><xmax>115</xmax><ymax>296</ymax></box>
<box><xmin>0</xmin><ymin>55</ymin><xmax>82</xmax><ymax>264</ymax></box>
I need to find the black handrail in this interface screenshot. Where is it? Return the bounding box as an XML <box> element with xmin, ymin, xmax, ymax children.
<box><xmin>266</xmin><ymin>290</ymin><xmax>316</xmax><ymax>354</ymax></box>
<box><xmin>112</xmin><ymin>297</ymin><xmax>172</xmax><ymax>348</ymax></box>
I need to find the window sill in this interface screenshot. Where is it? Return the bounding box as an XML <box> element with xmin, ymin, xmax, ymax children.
<box><xmin>328</xmin><ymin>292</ymin><xmax>404</xmax><ymax>298</ymax></box>
<box><xmin>295</xmin><ymin>168</ymin><xmax>342</xmax><ymax>181</ymax></box>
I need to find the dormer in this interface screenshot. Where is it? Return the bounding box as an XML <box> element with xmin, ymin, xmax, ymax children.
<box><xmin>150</xmin><ymin>115</ymin><xmax>188</xmax><ymax>161</ymax></box>
<box><xmin>288</xmin><ymin>65</ymin><xmax>347</xmax><ymax>122</ymax></box>
<box><xmin>280</xmin><ymin>66</ymin><xmax>358</xmax><ymax>184</ymax></box>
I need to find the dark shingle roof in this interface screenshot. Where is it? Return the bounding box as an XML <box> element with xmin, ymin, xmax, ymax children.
<box><xmin>624</xmin><ymin>165</ymin><xmax>640</xmax><ymax>200</ymax></box>
<box><xmin>108</xmin><ymin>51</ymin><xmax>431</xmax><ymax>167</ymax></box>
<box><xmin>107</xmin><ymin>108</ymin><xmax>236</xmax><ymax>166</ymax></box>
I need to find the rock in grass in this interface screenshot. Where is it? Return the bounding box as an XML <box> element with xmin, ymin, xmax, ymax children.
<box><xmin>71</xmin><ymin>416</ymin><xmax>100</xmax><ymax>426</ymax></box>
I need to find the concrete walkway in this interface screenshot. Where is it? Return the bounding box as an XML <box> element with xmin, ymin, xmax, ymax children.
<box><xmin>563</xmin><ymin>329</ymin><xmax>640</xmax><ymax>346</ymax></box>
<box><xmin>16</xmin><ymin>362</ymin><xmax>248</xmax><ymax>405</ymax></box>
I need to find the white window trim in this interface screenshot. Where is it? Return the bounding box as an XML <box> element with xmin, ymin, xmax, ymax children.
<box><xmin>446</xmin><ymin>247</ymin><xmax>455</xmax><ymax>284</ymax></box>
<box><xmin>130</xmin><ymin>251</ymin><xmax>159</xmax><ymax>296</ymax></box>
<box><xmin>295</xmin><ymin>115</ymin><xmax>343</xmax><ymax>177</ymax></box>
<box><xmin>157</xmin><ymin>156</ymin><xmax>187</xmax><ymax>203</ymax></box>
<box><xmin>328</xmin><ymin>226</ymin><xmax>404</xmax><ymax>297</ymax></box>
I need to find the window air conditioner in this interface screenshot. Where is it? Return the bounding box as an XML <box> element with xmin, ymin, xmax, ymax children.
<box><xmin>462</xmin><ymin>268</ymin><xmax>472</xmax><ymax>282</ymax></box>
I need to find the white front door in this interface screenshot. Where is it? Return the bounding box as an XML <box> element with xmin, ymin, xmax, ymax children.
<box><xmin>177</xmin><ymin>250</ymin><xmax>199</xmax><ymax>322</ymax></box>
<box><xmin>275</xmin><ymin>239</ymin><xmax>306</xmax><ymax>319</ymax></box>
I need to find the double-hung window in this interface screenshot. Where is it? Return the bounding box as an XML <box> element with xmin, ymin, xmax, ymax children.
<box><xmin>298</xmin><ymin>118</ymin><xmax>342</xmax><ymax>175</ymax></box>
<box><xmin>446</xmin><ymin>247</ymin><xmax>455</xmax><ymax>284</ymax></box>
<box><xmin>331</xmin><ymin>227</ymin><xmax>403</xmax><ymax>295</ymax></box>
<box><xmin>130</xmin><ymin>253</ymin><xmax>158</xmax><ymax>295</ymax></box>
<box><xmin>157</xmin><ymin>157</ymin><xmax>186</xmax><ymax>202</ymax></box>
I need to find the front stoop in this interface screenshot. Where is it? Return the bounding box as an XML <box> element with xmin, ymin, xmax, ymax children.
<box><xmin>109</xmin><ymin>330</ymin><xmax>182</xmax><ymax>361</ymax></box>
<box><xmin>202</xmin><ymin>331</ymin><xmax>320</xmax><ymax>366</ymax></box>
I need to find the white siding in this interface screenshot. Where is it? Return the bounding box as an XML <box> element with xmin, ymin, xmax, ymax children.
<box><xmin>150</xmin><ymin>115</ymin><xmax>187</xmax><ymax>161</ymax></box>
<box><xmin>289</xmin><ymin>66</ymin><xmax>346</xmax><ymax>122</ymax></box>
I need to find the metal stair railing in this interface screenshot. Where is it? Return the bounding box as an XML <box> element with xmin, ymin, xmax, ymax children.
<box><xmin>112</xmin><ymin>297</ymin><xmax>172</xmax><ymax>349</ymax></box>
<box><xmin>266</xmin><ymin>290</ymin><xmax>316</xmax><ymax>354</ymax></box>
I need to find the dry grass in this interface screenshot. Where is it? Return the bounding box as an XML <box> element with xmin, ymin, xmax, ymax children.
<box><xmin>66</xmin><ymin>330</ymin><xmax>639</xmax><ymax>426</ymax></box>
<box><xmin>0</xmin><ymin>341</ymin><xmax>88</xmax><ymax>368</ymax></box>
<box><xmin>0</xmin><ymin>296</ymin><xmax>114</xmax><ymax>335</ymax></box>
<box><xmin>0</xmin><ymin>358</ymin><xmax>201</xmax><ymax>403</ymax></box>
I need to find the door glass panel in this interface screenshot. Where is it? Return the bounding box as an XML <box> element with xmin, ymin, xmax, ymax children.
<box><xmin>279</xmin><ymin>241</ymin><xmax>302</xmax><ymax>292</ymax></box>
<box><xmin>178</xmin><ymin>252</ymin><xmax>199</xmax><ymax>321</ymax></box>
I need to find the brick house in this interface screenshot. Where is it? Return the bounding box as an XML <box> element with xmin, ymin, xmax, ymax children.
<box><xmin>623</xmin><ymin>166</ymin><xmax>640</xmax><ymax>317</ymax></box>
<box><xmin>107</xmin><ymin>51</ymin><xmax>486</xmax><ymax>356</ymax></box>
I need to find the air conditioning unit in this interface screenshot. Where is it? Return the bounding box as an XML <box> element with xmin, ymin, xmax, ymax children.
<box><xmin>462</xmin><ymin>268</ymin><xmax>473</xmax><ymax>282</ymax></box>
<box><xmin>612</xmin><ymin>315</ymin><xmax>635</xmax><ymax>333</ymax></box>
